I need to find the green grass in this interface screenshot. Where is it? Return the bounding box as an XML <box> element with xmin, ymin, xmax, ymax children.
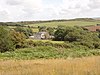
<box><xmin>25</xmin><ymin>21</ymin><xmax>100</xmax><ymax>27</ymax></box>
<box><xmin>0</xmin><ymin>46</ymin><xmax>100</xmax><ymax>60</ymax></box>
<box><xmin>27</xmin><ymin>39</ymin><xmax>64</xmax><ymax>44</ymax></box>
<box><xmin>32</xmin><ymin>28</ymin><xmax>39</xmax><ymax>32</ymax></box>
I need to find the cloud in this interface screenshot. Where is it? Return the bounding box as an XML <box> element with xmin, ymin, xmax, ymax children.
<box><xmin>0</xmin><ymin>0</ymin><xmax>100</xmax><ymax>22</ymax></box>
<box><xmin>59</xmin><ymin>0</ymin><xmax>100</xmax><ymax>18</ymax></box>
<box><xmin>0</xmin><ymin>10</ymin><xmax>10</xmax><ymax>22</ymax></box>
<box><xmin>0</xmin><ymin>0</ymin><xmax>43</xmax><ymax>21</ymax></box>
<box><xmin>88</xmin><ymin>0</ymin><xmax>100</xmax><ymax>9</ymax></box>
<box><xmin>6</xmin><ymin>0</ymin><xmax>22</xmax><ymax>5</ymax></box>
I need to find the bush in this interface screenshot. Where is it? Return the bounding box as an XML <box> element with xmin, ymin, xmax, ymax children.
<box><xmin>15</xmin><ymin>27</ymin><xmax>33</xmax><ymax>38</ymax></box>
<box><xmin>10</xmin><ymin>30</ymin><xmax>27</xmax><ymax>48</ymax></box>
<box><xmin>55</xmin><ymin>26</ymin><xmax>100</xmax><ymax>49</ymax></box>
<box><xmin>0</xmin><ymin>26</ymin><xmax>15</xmax><ymax>52</ymax></box>
<box><xmin>26</xmin><ymin>40</ymin><xmax>72</xmax><ymax>48</ymax></box>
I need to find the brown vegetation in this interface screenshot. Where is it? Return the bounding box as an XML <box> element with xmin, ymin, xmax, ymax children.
<box><xmin>0</xmin><ymin>56</ymin><xmax>100</xmax><ymax>75</ymax></box>
<box><xmin>83</xmin><ymin>25</ymin><xmax>100</xmax><ymax>31</ymax></box>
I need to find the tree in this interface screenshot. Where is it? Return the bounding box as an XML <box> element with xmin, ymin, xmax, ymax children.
<box><xmin>0</xmin><ymin>26</ymin><xmax>15</xmax><ymax>52</ymax></box>
<box><xmin>39</xmin><ymin>26</ymin><xmax>47</xmax><ymax>32</ymax></box>
<box><xmin>47</xmin><ymin>27</ymin><xmax>55</xmax><ymax>35</ymax></box>
<box><xmin>54</xmin><ymin>26</ymin><xmax>66</xmax><ymax>41</ymax></box>
<box><xmin>15</xmin><ymin>27</ymin><xmax>33</xmax><ymax>38</ymax></box>
<box><xmin>64</xmin><ymin>27</ymin><xmax>100</xmax><ymax>48</ymax></box>
<box><xmin>54</xmin><ymin>26</ymin><xmax>100</xmax><ymax>49</ymax></box>
<box><xmin>10</xmin><ymin>30</ymin><xmax>26</xmax><ymax>48</ymax></box>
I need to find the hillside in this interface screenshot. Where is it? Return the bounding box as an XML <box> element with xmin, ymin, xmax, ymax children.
<box><xmin>25</xmin><ymin>20</ymin><xmax>100</xmax><ymax>27</ymax></box>
<box><xmin>0</xmin><ymin>18</ymin><xmax>100</xmax><ymax>28</ymax></box>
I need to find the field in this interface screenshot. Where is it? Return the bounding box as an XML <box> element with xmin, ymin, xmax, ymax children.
<box><xmin>1</xmin><ymin>20</ymin><xmax>100</xmax><ymax>75</ymax></box>
<box><xmin>0</xmin><ymin>56</ymin><xmax>100</xmax><ymax>75</ymax></box>
<box><xmin>25</xmin><ymin>21</ymin><xmax>100</xmax><ymax>27</ymax></box>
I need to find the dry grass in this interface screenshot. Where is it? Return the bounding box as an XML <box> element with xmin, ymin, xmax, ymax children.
<box><xmin>0</xmin><ymin>56</ymin><xmax>100</xmax><ymax>75</ymax></box>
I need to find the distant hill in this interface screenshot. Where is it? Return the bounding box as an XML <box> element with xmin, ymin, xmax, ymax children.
<box><xmin>0</xmin><ymin>22</ymin><xmax>22</xmax><ymax>26</ymax></box>
<box><xmin>69</xmin><ymin>18</ymin><xmax>95</xmax><ymax>21</ymax></box>
<box><xmin>17</xmin><ymin>18</ymin><xmax>96</xmax><ymax>25</ymax></box>
<box><xmin>0</xmin><ymin>18</ymin><xmax>99</xmax><ymax>26</ymax></box>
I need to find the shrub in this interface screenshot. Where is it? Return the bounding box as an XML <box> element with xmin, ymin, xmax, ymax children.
<box><xmin>15</xmin><ymin>27</ymin><xmax>33</xmax><ymax>38</ymax></box>
<box><xmin>0</xmin><ymin>26</ymin><xmax>15</xmax><ymax>52</ymax></box>
<box><xmin>10</xmin><ymin>30</ymin><xmax>27</xmax><ymax>48</ymax></box>
<box><xmin>26</xmin><ymin>40</ymin><xmax>72</xmax><ymax>48</ymax></box>
<box><xmin>55</xmin><ymin>26</ymin><xmax>100</xmax><ymax>49</ymax></box>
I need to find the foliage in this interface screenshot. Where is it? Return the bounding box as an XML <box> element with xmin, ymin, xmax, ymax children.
<box><xmin>54</xmin><ymin>26</ymin><xmax>67</xmax><ymax>41</ymax></box>
<box><xmin>0</xmin><ymin>26</ymin><xmax>15</xmax><ymax>52</ymax></box>
<box><xmin>0</xmin><ymin>46</ymin><xmax>100</xmax><ymax>59</ymax></box>
<box><xmin>38</xmin><ymin>26</ymin><xmax>47</xmax><ymax>32</ymax></box>
<box><xmin>38</xmin><ymin>26</ymin><xmax>55</xmax><ymax>36</ymax></box>
<box><xmin>10</xmin><ymin>30</ymin><xmax>26</xmax><ymax>48</ymax></box>
<box><xmin>15</xmin><ymin>27</ymin><xmax>33</xmax><ymax>38</ymax></box>
<box><xmin>47</xmin><ymin>27</ymin><xmax>55</xmax><ymax>35</ymax></box>
<box><xmin>26</xmin><ymin>40</ymin><xmax>72</xmax><ymax>48</ymax></box>
<box><xmin>54</xmin><ymin>26</ymin><xmax>100</xmax><ymax>49</ymax></box>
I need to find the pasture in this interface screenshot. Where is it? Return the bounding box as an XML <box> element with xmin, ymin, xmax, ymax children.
<box><xmin>25</xmin><ymin>21</ymin><xmax>100</xmax><ymax>27</ymax></box>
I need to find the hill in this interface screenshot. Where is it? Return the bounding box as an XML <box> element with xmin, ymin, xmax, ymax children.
<box><xmin>0</xmin><ymin>18</ymin><xmax>100</xmax><ymax>27</ymax></box>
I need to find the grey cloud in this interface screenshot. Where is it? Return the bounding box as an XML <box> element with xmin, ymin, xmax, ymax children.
<box><xmin>0</xmin><ymin>10</ymin><xmax>10</xmax><ymax>22</ymax></box>
<box><xmin>6</xmin><ymin>0</ymin><xmax>22</xmax><ymax>5</ymax></box>
<box><xmin>88</xmin><ymin>0</ymin><xmax>100</xmax><ymax>9</ymax></box>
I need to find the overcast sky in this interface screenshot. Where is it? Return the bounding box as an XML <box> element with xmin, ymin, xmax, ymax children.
<box><xmin>0</xmin><ymin>0</ymin><xmax>100</xmax><ymax>22</ymax></box>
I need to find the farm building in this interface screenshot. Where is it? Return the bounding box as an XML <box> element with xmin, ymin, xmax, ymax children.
<box><xmin>83</xmin><ymin>24</ymin><xmax>100</xmax><ymax>32</ymax></box>
<box><xmin>29</xmin><ymin>31</ymin><xmax>50</xmax><ymax>40</ymax></box>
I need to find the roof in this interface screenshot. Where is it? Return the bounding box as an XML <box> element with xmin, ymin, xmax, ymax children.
<box><xmin>83</xmin><ymin>26</ymin><xmax>100</xmax><ymax>32</ymax></box>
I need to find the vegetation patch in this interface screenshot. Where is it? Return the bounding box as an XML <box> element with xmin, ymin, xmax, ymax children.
<box><xmin>0</xmin><ymin>46</ymin><xmax>100</xmax><ymax>60</ymax></box>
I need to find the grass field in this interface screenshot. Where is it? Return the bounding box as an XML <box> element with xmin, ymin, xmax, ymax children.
<box><xmin>0</xmin><ymin>56</ymin><xmax>100</xmax><ymax>75</ymax></box>
<box><xmin>26</xmin><ymin>21</ymin><xmax>100</xmax><ymax>27</ymax></box>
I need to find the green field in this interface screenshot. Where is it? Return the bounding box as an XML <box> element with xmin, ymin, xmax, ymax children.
<box><xmin>25</xmin><ymin>21</ymin><xmax>100</xmax><ymax>27</ymax></box>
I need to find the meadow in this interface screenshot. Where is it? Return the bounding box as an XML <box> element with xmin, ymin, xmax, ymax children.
<box><xmin>0</xmin><ymin>56</ymin><xmax>100</xmax><ymax>75</ymax></box>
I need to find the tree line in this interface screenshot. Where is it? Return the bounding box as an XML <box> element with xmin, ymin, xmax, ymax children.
<box><xmin>1</xmin><ymin>25</ymin><xmax>100</xmax><ymax>52</ymax></box>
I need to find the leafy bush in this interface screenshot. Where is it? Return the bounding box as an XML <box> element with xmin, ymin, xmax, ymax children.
<box><xmin>54</xmin><ymin>26</ymin><xmax>100</xmax><ymax>49</ymax></box>
<box><xmin>15</xmin><ymin>27</ymin><xmax>33</xmax><ymax>38</ymax></box>
<box><xmin>0</xmin><ymin>46</ymin><xmax>100</xmax><ymax>59</ymax></box>
<box><xmin>10</xmin><ymin>30</ymin><xmax>27</xmax><ymax>48</ymax></box>
<box><xmin>0</xmin><ymin>26</ymin><xmax>15</xmax><ymax>52</ymax></box>
<box><xmin>26</xmin><ymin>40</ymin><xmax>72</xmax><ymax>48</ymax></box>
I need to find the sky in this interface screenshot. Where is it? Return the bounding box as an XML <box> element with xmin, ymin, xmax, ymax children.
<box><xmin>0</xmin><ymin>0</ymin><xmax>100</xmax><ymax>22</ymax></box>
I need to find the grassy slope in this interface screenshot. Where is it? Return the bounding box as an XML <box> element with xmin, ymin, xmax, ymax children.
<box><xmin>26</xmin><ymin>21</ymin><xmax>100</xmax><ymax>27</ymax></box>
<box><xmin>0</xmin><ymin>56</ymin><xmax>100</xmax><ymax>75</ymax></box>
